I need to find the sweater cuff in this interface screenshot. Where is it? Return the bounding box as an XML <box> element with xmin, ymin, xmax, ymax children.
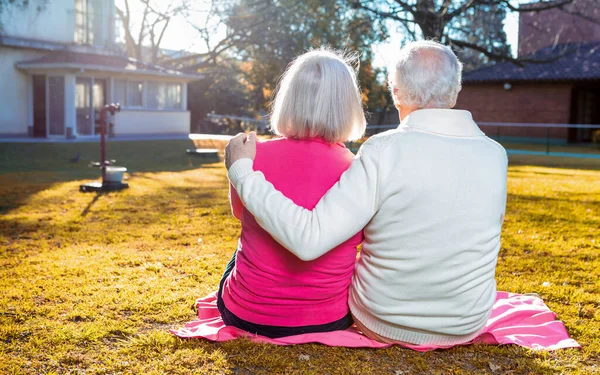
<box><xmin>228</xmin><ymin>158</ymin><xmax>254</xmax><ymax>186</ymax></box>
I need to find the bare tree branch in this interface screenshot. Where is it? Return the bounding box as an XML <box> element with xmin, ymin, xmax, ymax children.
<box><xmin>439</xmin><ymin>0</ymin><xmax>454</xmax><ymax>16</ymax></box>
<box><xmin>351</xmin><ymin>1</ymin><xmax>416</xmax><ymax>23</ymax></box>
<box><xmin>392</xmin><ymin>0</ymin><xmax>417</xmax><ymax>12</ymax></box>
<box><xmin>116</xmin><ymin>0</ymin><xmax>140</xmax><ymax>60</ymax></box>
<box><xmin>500</xmin><ymin>0</ymin><xmax>573</xmax><ymax>12</ymax></box>
<box><xmin>450</xmin><ymin>38</ymin><xmax>574</xmax><ymax>66</ymax></box>
<box><xmin>136</xmin><ymin>4</ymin><xmax>150</xmax><ymax>60</ymax></box>
<box><xmin>557</xmin><ymin>6</ymin><xmax>600</xmax><ymax>26</ymax></box>
<box><xmin>447</xmin><ymin>0</ymin><xmax>479</xmax><ymax>18</ymax></box>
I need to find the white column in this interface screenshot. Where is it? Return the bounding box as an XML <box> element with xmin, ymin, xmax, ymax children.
<box><xmin>64</xmin><ymin>74</ymin><xmax>76</xmax><ymax>138</ymax></box>
<box><xmin>182</xmin><ymin>82</ymin><xmax>188</xmax><ymax>110</ymax></box>
<box><xmin>109</xmin><ymin>76</ymin><xmax>115</xmax><ymax>104</ymax></box>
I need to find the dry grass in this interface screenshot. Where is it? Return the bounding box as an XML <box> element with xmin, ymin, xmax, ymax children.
<box><xmin>0</xmin><ymin>141</ymin><xmax>598</xmax><ymax>374</ymax></box>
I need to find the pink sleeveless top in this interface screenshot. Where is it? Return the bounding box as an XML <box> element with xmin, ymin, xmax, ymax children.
<box><xmin>222</xmin><ymin>137</ymin><xmax>363</xmax><ymax>326</ymax></box>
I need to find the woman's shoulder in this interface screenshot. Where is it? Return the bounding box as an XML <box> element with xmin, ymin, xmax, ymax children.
<box><xmin>255</xmin><ymin>136</ymin><xmax>354</xmax><ymax>167</ymax></box>
<box><xmin>255</xmin><ymin>137</ymin><xmax>286</xmax><ymax>155</ymax></box>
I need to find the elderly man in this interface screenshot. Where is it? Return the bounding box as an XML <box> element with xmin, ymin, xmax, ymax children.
<box><xmin>224</xmin><ymin>40</ymin><xmax>508</xmax><ymax>346</ymax></box>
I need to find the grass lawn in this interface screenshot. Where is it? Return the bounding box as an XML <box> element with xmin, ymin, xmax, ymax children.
<box><xmin>0</xmin><ymin>141</ymin><xmax>599</xmax><ymax>374</ymax></box>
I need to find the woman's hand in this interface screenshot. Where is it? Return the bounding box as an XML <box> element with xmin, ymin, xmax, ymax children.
<box><xmin>225</xmin><ymin>132</ymin><xmax>257</xmax><ymax>169</ymax></box>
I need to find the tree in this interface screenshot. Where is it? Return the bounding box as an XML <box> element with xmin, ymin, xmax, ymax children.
<box><xmin>178</xmin><ymin>0</ymin><xmax>396</xmax><ymax>129</ymax></box>
<box><xmin>115</xmin><ymin>0</ymin><xmax>191</xmax><ymax>63</ymax></box>
<box><xmin>350</xmin><ymin>0</ymin><xmax>581</xmax><ymax>65</ymax></box>
<box><xmin>218</xmin><ymin>0</ymin><xmax>388</xmax><ymax>113</ymax></box>
<box><xmin>187</xmin><ymin>62</ymin><xmax>255</xmax><ymax>133</ymax></box>
<box><xmin>453</xmin><ymin>2</ymin><xmax>511</xmax><ymax>70</ymax></box>
<box><xmin>171</xmin><ymin>0</ymin><xmax>392</xmax><ymax>130</ymax></box>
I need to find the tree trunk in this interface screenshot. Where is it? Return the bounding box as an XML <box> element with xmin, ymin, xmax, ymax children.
<box><xmin>414</xmin><ymin>0</ymin><xmax>446</xmax><ymax>40</ymax></box>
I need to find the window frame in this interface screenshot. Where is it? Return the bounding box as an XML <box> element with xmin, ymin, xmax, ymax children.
<box><xmin>111</xmin><ymin>78</ymin><xmax>186</xmax><ymax>111</ymax></box>
<box><xmin>125</xmin><ymin>80</ymin><xmax>145</xmax><ymax>109</ymax></box>
<box><xmin>74</xmin><ymin>0</ymin><xmax>95</xmax><ymax>45</ymax></box>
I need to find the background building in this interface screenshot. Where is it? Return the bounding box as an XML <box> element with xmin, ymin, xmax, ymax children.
<box><xmin>457</xmin><ymin>0</ymin><xmax>600</xmax><ymax>143</ymax></box>
<box><xmin>0</xmin><ymin>0</ymin><xmax>200</xmax><ymax>139</ymax></box>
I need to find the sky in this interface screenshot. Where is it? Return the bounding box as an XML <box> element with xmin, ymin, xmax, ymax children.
<box><xmin>115</xmin><ymin>0</ymin><xmax>520</xmax><ymax>69</ymax></box>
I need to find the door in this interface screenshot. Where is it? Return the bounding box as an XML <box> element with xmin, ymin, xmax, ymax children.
<box><xmin>93</xmin><ymin>79</ymin><xmax>107</xmax><ymax>135</ymax></box>
<box><xmin>48</xmin><ymin>76</ymin><xmax>65</xmax><ymax>137</ymax></box>
<box><xmin>32</xmin><ymin>75</ymin><xmax>46</xmax><ymax>137</ymax></box>
<box><xmin>76</xmin><ymin>77</ymin><xmax>93</xmax><ymax>135</ymax></box>
<box><xmin>569</xmin><ymin>87</ymin><xmax>600</xmax><ymax>143</ymax></box>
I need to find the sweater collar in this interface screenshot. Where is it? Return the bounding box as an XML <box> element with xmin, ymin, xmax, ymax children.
<box><xmin>400</xmin><ymin>109</ymin><xmax>484</xmax><ymax>137</ymax></box>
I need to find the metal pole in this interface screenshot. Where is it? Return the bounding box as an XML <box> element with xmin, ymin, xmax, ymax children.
<box><xmin>98</xmin><ymin>104</ymin><xmax>119</xmax><ymax>184</ymax></box>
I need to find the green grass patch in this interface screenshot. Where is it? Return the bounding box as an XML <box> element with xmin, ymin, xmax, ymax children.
<box><xmin>0</xmin><ymin>141</ymin><xmax>598</xmax><ymax>374</ymax></box>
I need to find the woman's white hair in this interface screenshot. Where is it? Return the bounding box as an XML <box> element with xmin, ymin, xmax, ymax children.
<box><xmin>389</xmin><ymin>40</ymin><xmax>463</xmax><ymax>109</ymax></box>
<box><xmin>270</xmin><ymin>49</ymin><xmax>366</xmax><ymax>143</ymax></box>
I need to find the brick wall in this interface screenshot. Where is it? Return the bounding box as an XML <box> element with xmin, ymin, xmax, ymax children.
<box><xmin>455</xmin><ymin>82</ymin><xmax>573</xmax><ymax>140</ymax></box>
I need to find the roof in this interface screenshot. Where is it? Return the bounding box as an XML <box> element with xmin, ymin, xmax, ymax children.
<box><xmin>462</xmin><ymin>42</ymin><xmax>600</xmax><ymax>83</ymax></box>
<box><xmin>16</xmin><ymin>51</ymin><xmax>203</xmax><ymax>80</ymax></box>
<box><xmin>0</xmin><ymin>34</ymin><xmax>69</xmax><ymax>51</ymax></box>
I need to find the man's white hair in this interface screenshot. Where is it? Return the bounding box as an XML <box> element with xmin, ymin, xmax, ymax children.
<box><xmin>389</xmin><ymin>40</ymin><xmax>463</xmax><ymax>109</ymax></box>
<box><xmin>270</xmin><ymin>49</ymin><xmax>366</xmax><ymax>143</ymax></box>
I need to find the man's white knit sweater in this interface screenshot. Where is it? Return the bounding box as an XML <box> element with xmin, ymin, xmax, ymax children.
<box><xmin>228</xmin><ymin>109</ymin><xmax>508</xmax><ymax>345</ymax></box>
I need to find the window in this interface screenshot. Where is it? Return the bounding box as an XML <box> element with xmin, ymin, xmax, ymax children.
<box><xmin>147</xmin><ymin>82</ymin><xmax>182</xmax><ymax>109</ymax></box>
<box><xmin>146</xmin><ymin>82</ymin><xmax>161</xmax><ymax>109</ymax></box>
<box><xmin>75</xmin><ymin>0</ymin><xmax>104</xmax><ymax>46</ymax></box>
<box><xmin>75</xmin><ymin>0</ymin><xmax>94</xmax><ymax>45</ymax></box>
<box><xmin>75</xmin><ymin>77</ymin><xmax>92</xmax><ymax>135</ymax></box>
<box><xmin>166</xmin><ymin>83</ymin><xmax>182</xmax><ymax>109</ymax></box>
<box><xmin>127</xmin><ymin>81</ymin><xmax>143</xmax><ymax>107</ymax></box>
<box><xmin>113</xmin><ymin>79</ymin><xmax>126</xmax><ymax>107</ymax></box>
<box><xmin>112</xmin><ymin>80</ymin><xmax>183</xmax><ymax>110</ymax></box>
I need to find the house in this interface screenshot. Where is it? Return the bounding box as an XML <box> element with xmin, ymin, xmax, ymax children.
<box><xmin>0</xmin><ymin>0</ymin><xmax>201</xmax><ymax>139</ymax></box>
<box><xmin>456</xmin><ymin>0</ymin><xmax>600</xmax><ymax>143</ymax></box>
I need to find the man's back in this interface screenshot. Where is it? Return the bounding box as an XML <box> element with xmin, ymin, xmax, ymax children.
<box><xmin>350</xmin><ymin>110</ymin><xmax>508</xmax><ymax>345</ymax></box>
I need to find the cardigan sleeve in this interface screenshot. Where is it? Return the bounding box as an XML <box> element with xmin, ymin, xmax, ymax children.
<box><xmin>228</xmin><ymin>140</ymin><xmax>382</xmax><ymax>261</ymax></box>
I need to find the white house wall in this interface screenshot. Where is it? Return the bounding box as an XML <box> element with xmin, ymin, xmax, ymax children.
<box><xmin>0</xmin><ymin>0</ymin><xmax>76</xmax><ymax>44</ymax></box>
<box><xmin>0</xmin><ymin>47</ymin><xmax>45</xmax><ymax>135</ymax></box>
<box><xmin>114</xmin><ymin>110</ymin><xmax>190</xmax><ymax>135</ymax></box>
<box><xmin>64</xmin><ymin>74</ymin><xmax>76</xmax><ymax>135</ymax></box>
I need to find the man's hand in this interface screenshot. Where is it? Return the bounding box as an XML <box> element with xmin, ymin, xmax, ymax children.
<box><xmin>225</xmin><ymin>132</ymin><xmax>257</xmax><ymax>169</ymax></box>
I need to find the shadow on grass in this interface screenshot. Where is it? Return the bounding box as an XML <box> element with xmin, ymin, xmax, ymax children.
<box><xmin>167</xmin><ymin>336</ymin><xmax>557</xmax><ymax>375</ymax></box>
<box><xmin>508</xmin><ymin>157</ymin><xmax>600</xmax><ymax>171</ymax></box>
<box><xmin>507</xmin><ymin>194</ymin><xmax>600</xmax><ymax>220</ymax></box>
<box><xmin>0</xmin><ymin>140</ymin><xmax>211</xmax><ymax>174</ymax></box>
<box><xmin>0</xmin><ymin>140</ymin><xmax>222</xmax><ymax>214</ymax></box>
<box><xmin>508</xmin><ymin>192</ymin><xmax>600</xmax><ymax>205</ymax></box>
<box><xmin>81</xmin><ymin>193</ymin><xmax>104</xmax><ymax>217</ymax></box>
<box><xmin>0</xmin><ymin>178</ymin><xmax>227</xmax><ymax>249</ymax></box>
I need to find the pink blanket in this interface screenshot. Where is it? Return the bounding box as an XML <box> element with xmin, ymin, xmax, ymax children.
<box><xmin>171</xmin><ymin>291</ymin><xmax>580</xmax><ymax>351</ymax></box>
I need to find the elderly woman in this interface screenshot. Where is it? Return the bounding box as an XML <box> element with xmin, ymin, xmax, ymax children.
<box><xmin>217</xmin><ymin>49</ymin><xmax>366</xmax><ymax>338</ymax></box>
<box><xmin>225</xmin><ymin>40</ymin><xmax>508</xmax><ymax>346</ymax></box>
